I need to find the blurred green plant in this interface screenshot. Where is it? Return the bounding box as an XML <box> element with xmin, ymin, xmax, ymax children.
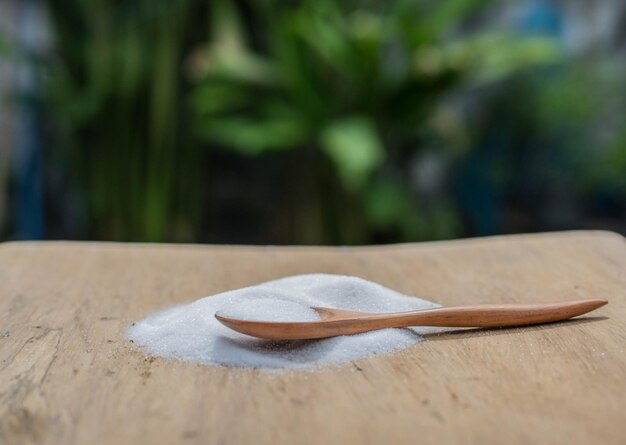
<box><xmin>0</xmin><ymin>32</ymin><xmax>10</xmax><ymax>56</ymax></box>
<box><xmin>556</xmin><ymin>61</ymin><xmax>626</xmax><ymax>194</ymax></box>
<box><xmin>190</xmin><ymin>0</ymin><xmax>558</xmax><ymax>243</ymax></box>
<box><xmin>43</xmin><ymin>0</ymin><xmax>206</xmax><ymax>241</ymax></box>
<box><xmin>34</xmin><ymin>0</ymin><xmax>561</xmax><ymax>243</ymax></box>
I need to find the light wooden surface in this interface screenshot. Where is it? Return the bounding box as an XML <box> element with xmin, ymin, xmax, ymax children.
<box><xmin>1</xmin><ymin>231</ymin><xmax>625</xmax><ymax>445</ymax></box>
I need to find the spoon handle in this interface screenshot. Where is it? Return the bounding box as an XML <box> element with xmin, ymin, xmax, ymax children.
<box><xmin>384</xmin><ymin>299</ymin><xmax>607</xmax><ymax>328</ymax></box>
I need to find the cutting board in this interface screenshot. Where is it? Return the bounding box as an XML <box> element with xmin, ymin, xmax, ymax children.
<box><xmin>1</xmin><ymin>231</ymin><xmax>624</xmax><ymax>444</ymax></box>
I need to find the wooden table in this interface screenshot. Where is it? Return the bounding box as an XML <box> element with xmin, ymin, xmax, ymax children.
<box><xmin>1</xmin><ymin>231</ymin><xmax>625</xmax><ymax>444</ymax></box>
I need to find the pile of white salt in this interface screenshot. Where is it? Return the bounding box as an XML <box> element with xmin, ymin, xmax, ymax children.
<box><xmin>127</xmin><ymin>274</ymin><xmax>439</xmax><ymax>370</ymax></box>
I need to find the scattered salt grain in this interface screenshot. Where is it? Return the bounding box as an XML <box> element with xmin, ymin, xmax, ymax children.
<box><xmin>127</xmin><ymin>274</ymin><xmax>439</xmax><ymax>370</ymax></box>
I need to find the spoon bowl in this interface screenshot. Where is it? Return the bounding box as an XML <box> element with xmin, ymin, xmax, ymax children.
<box><xmin>215</xmin><ymin>299</ymin><xmax>608</xmax><ymax>340</ymax></box>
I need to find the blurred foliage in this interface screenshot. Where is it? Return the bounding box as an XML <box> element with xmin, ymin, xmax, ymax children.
<box><xmin>190</xmin><ymin>0</ymin><xmax>557</xmax><ymax>243</ymax></box>
<box><xmin>43</xmin><ymin>0</ymin><xmax>207</xmax><ymax>241</ymax></box>
<box><xmin>34</xmin><ymin>0</ymin><xmax>561</xmax><ymax>243</ymax></box>
<box><xmin>436</xmin><ymin>46</ymin><xmax>626</xmax><ymax>235</ymax></box>
<box><xmin>0</xmin><ymin>32</ymin><xmax>10</xmax><ymax>56</ymax></box>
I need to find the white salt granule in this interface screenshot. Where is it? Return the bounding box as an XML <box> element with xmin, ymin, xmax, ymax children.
<box><xmin>217</xmin><ymin>298</ymin><xmax>321</xmax><ymax>322</ymax></box>
<box><xmin>127</xmin><ymin>274</ymin><xmax>439</xmax><ymax>370</ymax></box>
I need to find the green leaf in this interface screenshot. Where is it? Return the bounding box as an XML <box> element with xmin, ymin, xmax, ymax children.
<box><xmin>427</xmin><ymin>0</ymin><xmax>492</xmax><ymax>36</ymax></box>
<box><xmin>211</xmin><ymin>0</ymin><xmax>247</xmax><ymax>54</ymax></box>
<box><xmin>204</xmin><ymin>50</ymin><xmax>277</xmax><ymax>87</ymax></box>
<box><xmin>190</xmin><ymin>83</ymin><xmax>250</xmax><ymax>115</ymax></box>
<box><xmin>198</xmin><ymin>116</ymin><xmax>307</xmax><ymax>154</ymax></box>
<box><xmin>441</xmin><ymin>34</ymin><xmax>561</xmax><ymax>83</ymax></box>
<box><xmin>362</xmin><ymin>179</ymin><xmax>412</xmax><ymax>228</ymax></box>
<box><xmin>292</xmin><ymin>6</ymin><xmax>352</xmax><ymax>76</ymax></box>
<box><xmin>320</xmin><ymin>116</ymin><xmax>384</xmax><ymax>189</ymax></box>
<box><xmin>204</xmin><ymin>0</ymin><xmax>277</xmax><ymax>86</ymax></box>
<box><xmin>0</xmin><ymin>32</ymin><xmax>10</xmax><ymax>56</ymax></box>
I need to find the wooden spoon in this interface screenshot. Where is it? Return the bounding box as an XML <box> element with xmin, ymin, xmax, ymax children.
<box><xmin>215</xmin><ymin>299</ymin><xmax>607</xmax><ymax>340</ymax></box>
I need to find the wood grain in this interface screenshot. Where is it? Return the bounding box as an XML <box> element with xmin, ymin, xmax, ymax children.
<box><xmin>0</xmin><ymin>231</ymin><xmax>624</xmax><ymax>445</ymax></box>
<box><xmin>217</xmin><ymin>299</ymin><xmax>608</xmax><ymax>340</ymax></box>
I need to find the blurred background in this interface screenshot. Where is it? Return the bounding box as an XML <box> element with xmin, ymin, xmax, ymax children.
<box><xmin>0</xmin><ymin>0</ymin><xmax>625</xmax><ymax>245</ymax></box>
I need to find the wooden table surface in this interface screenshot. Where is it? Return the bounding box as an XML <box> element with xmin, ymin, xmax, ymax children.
<box><xmin>1</xmin><ymin>231</ymin><xmax>625</xmax><ymax>445</ymax></box>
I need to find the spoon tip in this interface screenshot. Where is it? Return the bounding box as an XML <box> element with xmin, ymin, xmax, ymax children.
<box><xmin>214</xmin><ymin>311</ymin><xmax>231</xmax><ymax>323</ymax></box>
